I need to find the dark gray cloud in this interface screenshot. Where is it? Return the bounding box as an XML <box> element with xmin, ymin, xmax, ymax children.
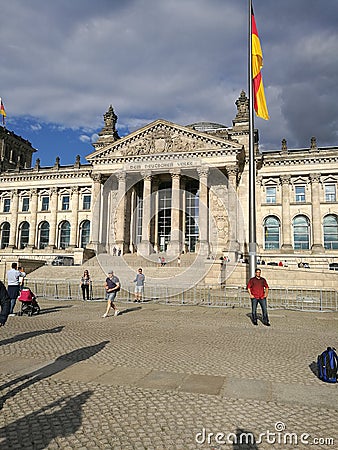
<box><xmin>1</xmin><ymin>0</ymin><xmax>338</xmax><ymax>155</ymax></box>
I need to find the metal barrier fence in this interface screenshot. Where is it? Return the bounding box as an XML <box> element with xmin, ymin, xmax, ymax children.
<box><xmin>26</xmin><ymin>279</ymin><xmax>338</xmax><ymax>312</ymax></box>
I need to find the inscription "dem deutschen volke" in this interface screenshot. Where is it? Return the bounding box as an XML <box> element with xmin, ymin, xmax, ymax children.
<box><xmin>128</xmin><ymin>160</ymin><xmax>197</xmax><ymax>170</ymax></box>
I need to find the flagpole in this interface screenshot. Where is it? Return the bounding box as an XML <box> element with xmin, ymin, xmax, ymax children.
<box><xmin>248</xmin><ymin>0</ymin><xmax>257</xmax><ymax>278</ymax></box>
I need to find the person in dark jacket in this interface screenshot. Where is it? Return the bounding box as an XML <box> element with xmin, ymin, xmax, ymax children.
<box><xmin>0</xmin><ymin>280</ymin><xmax>11</xmax><ymax>326</ymax></box>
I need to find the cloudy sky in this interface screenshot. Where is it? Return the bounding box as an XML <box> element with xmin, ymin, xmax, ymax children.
<box><xmin>1</xmin><ymin>0</ymin><xmax>338</xmax><ymax>166</ymax></box>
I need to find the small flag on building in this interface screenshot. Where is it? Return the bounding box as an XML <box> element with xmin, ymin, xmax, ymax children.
<box><xmin>0</xmin><ymin>98</ymin><xmax>6</xmax><ymax>125</ymax></box>
<box><xmin>251</xmin><ymin>8</ymin><xmax>269</xmax><ymax>120</ymax></box>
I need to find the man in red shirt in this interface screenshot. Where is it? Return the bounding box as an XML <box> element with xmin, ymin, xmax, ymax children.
<box><xmin>247</xmin><ymin>268</ymin><xmax>270</xmax><ymax>326</ymax></box>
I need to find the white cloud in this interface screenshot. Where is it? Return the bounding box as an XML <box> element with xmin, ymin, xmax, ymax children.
<box><xmin>1</xmin><ymin>0</ymin><xmax>338</xmax><ymax>160</ymax></box>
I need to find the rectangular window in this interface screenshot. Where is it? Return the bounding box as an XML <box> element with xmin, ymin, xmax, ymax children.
<box><xmin>62</xmin><ymin>195</ymin><xmax>70</xmax><ymax>210</ymax></box>
<box><xmin>325</xmin><ymin>185</ymin><xmax>336</xmax><ymax>202</ymax></box>
<box><xmin>266</xmin><ymin>186</ymin><xmax>276</xmax><ymax>204</ymax></box>
<box><xmin>22</xmin><ymin>197</ymin><xmax>30</xmax><ymax>212</ymax></box>
<box><xmin>82</xmin><ymin>194</ymin><xmax>91</xmax><ymax>210</ymax></box>
<box><xmin>295</xmin><ymin>186</ymin><xmax>306</xmax><ymax>203</ymax></box>
<box><xmin>3</xmin><ymin>198</ymin><xmax>10</xmax><ymax>213</ymax></box>
<box><xmin>41</xmin><ymin>196</ymin><xmax>50</xmax><ymax>211</ymax></box>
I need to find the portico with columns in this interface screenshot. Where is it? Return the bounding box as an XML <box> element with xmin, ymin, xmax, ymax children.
<box><xmin>87</xmin><ymin>113</ymin><xmax>246</xmax><ymax>258</ymax></box>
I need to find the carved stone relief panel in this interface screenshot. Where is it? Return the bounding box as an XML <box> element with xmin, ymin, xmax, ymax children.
<box><xmin>209</xmin><ymin>185</ymin><xmax>229</xmax><ymax>250</ymax></box>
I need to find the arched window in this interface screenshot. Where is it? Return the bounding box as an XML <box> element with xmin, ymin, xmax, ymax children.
<box><xmin>79</xmin><ymin>220</ymin><xmax>90</xmax><ymax>248</ymax></box>
<box><xmin>19</xmin><ymin>221</ymin><xmax>30</xmax><ymax>249</ymax></box>
<box><xmin>59</xmin><ymin>221</ymin><xmax>71</xmax><ymax>249</ymax></box>
<box><xmin>38</xmin><ymin>221</ymin><xmax>50</xmax><ymax>249</ymax></box>
<box><xmin>293</xmin><ymin>215</ymin><xmax>310</xmax><ymax>250</ymax></box>
<box><xmin>264</xmin><ymin>216</ymin><xmax>280</xmax><ymax>249</ymax></box>
<box><xmin>323</xmin><ymin>215</ymin><xmax>338</xmax><ymax>250</ymax></box>
<box><xmin>0</xmin><ymin>222</ymin><xmax>10</xmax><ymax>249</ymax></box>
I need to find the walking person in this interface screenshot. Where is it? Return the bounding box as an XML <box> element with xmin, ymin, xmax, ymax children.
<box><xmin>133</xmin><ymin>268</ymin><xmax>145</xmax><ymax>303</ymax></box>
<box><xmin>0</xmin><ymin>280</ymin><xmax>11</xmax><ymax>326</ymax></box>
<box><xmin>7</xmin><ymin>262</ymin><xmax>21</xmax><ymax>316</ymax></box>
<box><xmin>247</xmin><ymin>268</ymin><xmax>270</xmax><ymax>326</ymax></box>
<box><xmin>18</xmin><ymin>266</ymin><xmax>26</xmax><ymax>290</ymax></box>
<box><xmin>102</xmin><ymin>270</ymin><xmax>120</xmax><ymax>318</ymax></box>
<box><xmin>80</xmin><ymin>270</ymin><xmax>91</xmax><ymax>301</ymax></box>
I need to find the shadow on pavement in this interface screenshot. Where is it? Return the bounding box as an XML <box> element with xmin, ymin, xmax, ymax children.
<box><xmin>119</xmin><ymin>306</ymin><xmax>142</xmax><ymax>316</ymax></box>
<box><xmin>0</xmin><ymin>340</ymin><xmax>109</xmax><ymax>410</ymax></box>
<box><xmin>233</xmin><ymin>428</ymin><xmax>259</xmax><ymax>449</ymax></box>
<box><xmin>38</xmin><ymin>304</ymin><xmax>74</xmax><ymax>315</ymax></box>
<box><xmin>0</xmin><ymin>326</ymin><xmax>64</xmax><ymax>347</ymax></box>
<box><xmin>309</xmin><ymin>361</ymin><xmax>319</xmax><ymax>378</ymax></box>
<box><xmin>0</xmin><ymin>391</ymin><xmax>92</xmax><ymax>450</ymax></box>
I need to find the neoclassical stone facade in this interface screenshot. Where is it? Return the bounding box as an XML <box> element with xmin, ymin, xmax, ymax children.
<box><xmin>0</xmin><ymin>92</ymin><xmax>338</xmax><ymax>265</ymax></box>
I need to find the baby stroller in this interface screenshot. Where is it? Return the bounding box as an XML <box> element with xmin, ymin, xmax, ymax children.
<box><xmin>18</xmin><ymin>287</ymin><xmax>41</xmax><ymax>316</ymax></box>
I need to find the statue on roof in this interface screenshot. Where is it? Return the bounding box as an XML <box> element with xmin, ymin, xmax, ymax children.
<box><xmin>233</xmin><ymin>90</ymin><xmax>249</xmax><ymax>124</ymax></box>
<box><xmin>97</xmin><ymin>105</ymin><xmax>120</xmax><ymax>143</ymax></box>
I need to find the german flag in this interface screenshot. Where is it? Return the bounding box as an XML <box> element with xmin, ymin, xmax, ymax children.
<box><xmin>0</xmin><ymin>98</ymin><xmax>6</xmax><ymax>118</ymax></box>
<box><xmin>252</xmin><ymin>8</ymin><xmax>269</xmax><ymax>120</ymax></box>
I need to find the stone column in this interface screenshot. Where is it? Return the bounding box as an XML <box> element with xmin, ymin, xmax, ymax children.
<box><xmin>47</xmin><ymin>187</ymin><xmax>58</xmax><ymax>249</ymax></box>
<box><xmin>152</xmin><ymin>179</ymin><xmax>159</xmax><ymax>252</ymax></box>
<box><xmin>28</xmin><ymin>188</ymin><xmax>38</xmax><ymax>248</ymax></box>
<box><xmin>181</xmin><ymin>178</ymin><xmax>187</xmax><ymax>253</ymax></box>
<box><xmin>280</xmin><ymin>175</ymin><xmax>293</xmax><ymax>252</ymax></box>
<box><xmin>197</xmin><ymin>167</ymin><xmax>209</xmax><ymax>255</ymax></box>
<box><xmin>310</xmin><ymin>173</ymin><xmax>324</xmax><ymax>252</ymax></box>
<box><xmin>8</xmin><ymin>190</ymin><xmax>19</xmax><ymax>248</ymax></box>
<box><xmin>167</xmin><ymin>169</ymin><xmax>181</xmax><ymax>256</ymax></box>
<box><xmin>115</xmin><ymin>172</ymin><xmax>127</xmax><ymax>254</ymax></box>
<box><xmin>88</xmin><ymin>174</ymin><xmax>102</xmax><ymax>252</ymax></box>
<box><xmin>129</xmin><ymin>187</ymin><xmax>136</xmax><ymax>253</ymax></box>
<box><xmin>138</xmin><ymin>171</ymin><xmax>153</xmax><ymax>255</ymax></box>
<box><xmin>124</xmin><ymin>188</ymin><xmax>132</xmax><ymax>252</ymax></box>
<box><xmin>70</xmin><ymin>186</ymin><xmax>79</xmax><ymax>247</ymax></box>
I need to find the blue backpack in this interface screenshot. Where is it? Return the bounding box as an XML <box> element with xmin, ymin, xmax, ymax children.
<box><xmin>317</xmin><ymin>347</ymin><xmax>338</xmax><ymax>383</ymax></box>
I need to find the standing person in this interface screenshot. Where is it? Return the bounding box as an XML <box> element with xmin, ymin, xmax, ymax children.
<box><xmin>177</xmin><ymin>254</ymin><xmax>181</xmax><ymax>267</ymax></box>
<box><xmin>102</xmin><ymin>270</ymin><xmax>120</xmax><ymax>318</ymax></box>
<box><xmin>133</xmin><ymin>268</ymin><xmax>145</xmax><ymax>303</ymax></box>
<box><xmin>18</xmin><ymin>266</ymin><xmax>26</xmax><ymax>290</ymax></box>
<box><xmin>247</xmin><ymin>268</ymin><xmax>270</xmax><ymax>326</ymax></box>
<box><xmin>80</xmin><ymin>270</ymin><xmax>91</xmax><ymax>301</ymax></box>
<box><xmin>7</xmin><ymin>262</ymin><xmax>20</xmax><ymax>316</ymax></box>
<box><xmin>0</xmin><ymin>280</ymin><xmax>10</xmax><ymax>326</ymax></box>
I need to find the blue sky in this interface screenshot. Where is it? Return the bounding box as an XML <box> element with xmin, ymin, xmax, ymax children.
<box><xmin>1</xmin><ymin>0</ymin><xmax>338</xmax><ymax>166</ymax></box>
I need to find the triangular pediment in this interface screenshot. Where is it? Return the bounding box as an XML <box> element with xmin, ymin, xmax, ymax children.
<box><xmin>86</xmin><ymin>119</ymin><xmax>241</xmax><ymax>163</ymax></box>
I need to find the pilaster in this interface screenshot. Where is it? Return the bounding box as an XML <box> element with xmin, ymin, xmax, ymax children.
<box><xmin>280</xmin><ymin>175</ymin><xmax>293</xmax><ymax>252</ymax></box>
<box><xmin>46</xmin><ymin>187</ymin><xmax>58</xmax><ymax>249</ymax></box>
<box><xmin>27</xmin><ymin>188</ymin><xmax>38</xmax><ymax>248</ymax></box>
<box><xmin>8</xmin><ymin>190</ymin><xmax>19</xmax><ymax>249</ymax></box>
<box><xmin>310</xmin><ymin>173</ymin><xmax>324</xmax><ymax>253</ymax></box>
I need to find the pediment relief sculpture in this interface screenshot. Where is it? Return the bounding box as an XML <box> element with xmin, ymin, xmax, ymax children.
<box><xmin>87</xmin><ymin>121</ymin><xmax>239</xmax><ymax>162</ymax></box>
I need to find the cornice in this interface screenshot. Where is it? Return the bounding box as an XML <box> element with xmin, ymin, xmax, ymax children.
<box><xmin>0</xmin><ymin>169</ymin><xmax>93</xmax><ymax>183</ymax></box>
<box><xmin>92</xmin><ymin>147</ymin><xmax>240</xmax><ymax>166</ymax></box>
<box><xmin>263</xmin><ymin>153</ymin><xmax>338</xmax><ymax>167</ymax></box>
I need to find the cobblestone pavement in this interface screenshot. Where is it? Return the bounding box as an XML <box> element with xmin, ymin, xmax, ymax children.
<box><xmin>0</xmin><ymin>298</ymin><xmax>337</xmax><ymax>449</ymax></box>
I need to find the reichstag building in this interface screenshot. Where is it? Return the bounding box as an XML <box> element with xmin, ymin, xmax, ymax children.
<box><xmin>1</xmin><ymin>91</ymin><xmax>337</xmax><ymax>266</ymax></box>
